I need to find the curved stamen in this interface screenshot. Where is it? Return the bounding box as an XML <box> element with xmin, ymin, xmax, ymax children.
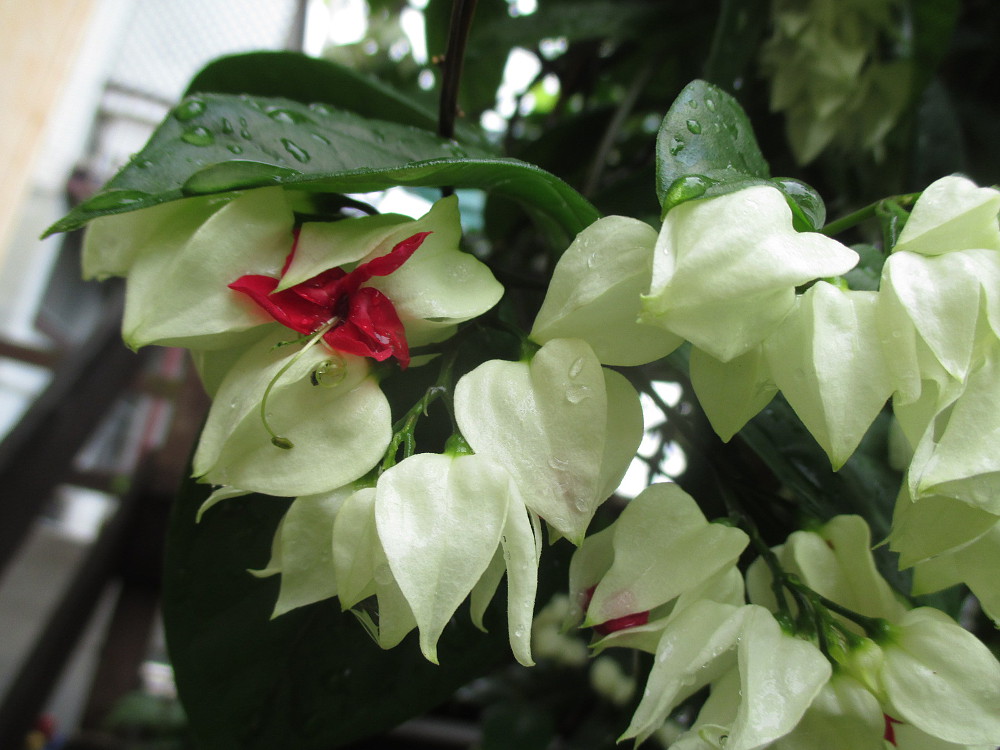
<box><xmin>260</xmin><ymin>317</ymin><xmax>339</xmax><ymax>449</ymax></box>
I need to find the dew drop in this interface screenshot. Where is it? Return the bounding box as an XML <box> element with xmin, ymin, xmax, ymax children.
<box><xmin>311</xmin><ymin>357</ymin><xmax>346</xmax><ymax>387</ymax></box>
<box><xmin>565</xmin><ymin>384</ymin><xmax>591</xmax><ymax>404</ymax></box>
<box><xmin>79</xmin><ymin>189</ymin><xmax>151</xmax><ymax>211</ymax></box>
<box><xmin>574</xmin><ymin>498</ymin><xmax>589</xmax><ymax>513</ymax></box>
<box><xmin>181</xmin><ymin>160</ymin><xmax>301</xmax><ymax>195</ymax></box>
<box><xmin>220</xmin><ymin>118</ymin><xmax>234</xmax><ymax>134</ymax></box>
<box><xmin>268</xmin><ymin>107</ymin><xmax>314</xmax><ymax>125</ymax></box>
<box><xmin>705</xmin><ymin>97</ymin><xmax>717</xmax><ymax>112</ymax></box>
<box><xmin>663</xmin><ymin>174</ymin><xmax>712</xmax><ymax>213</ymax></box>
<box><xmin>227</xmin><ymin>144</ymin><xmax>244</xmax><ymax>154</ymax></box>
<box><xmin>174</xmin><ymin>98</ymin><xmax>206</xmax><ymax>122</ymax></box>
<box><xmin>239</xmin><ymin>117</ymin><xmax>252</xmax><ymax>140</ymax></box>
<box><xmin>309</xmin><ymin>102</ymin><xmax>335</xmax><ymax>116</ymax></box>
<box><xmin>135</xmin><ymin>159</ymin><xmax>153</xmax><ymax>169</ymax></box>
<box><xmin>374</xmin><ymin>564</ymin><xmax>393</xmax><ymax>586</ymax></box>
<box><xmin>282</xmin><ymin>138</ymin><xmax>310</xmax><ymax>163</ymax></box>
<box><xmin>181</xmin><ymin>126</ymin><xmax>214</xmax><ymax>147</ymax></box>
<box><xmin>668</xmin><ymin>136</ymin><xmax>685</xmax><ymax>156</ymax></box>
<box><xmin>311</xmin><ymin>132</ymin><xmax>331</xmax><ymax>144</ymax></box>
<box><xmin>585</xmin><ymin>252</ymin><xmax>599</xmax><ymax>269</ymax></box>
<box><xmin>686</xmin><ymin>119</ymin><xmax>702</xmax><ymax>134</ymax></box>
<box><xmin>568</xmin><ymin>357</ymin><xmax>586</xmax><ymax>378</ymax></box>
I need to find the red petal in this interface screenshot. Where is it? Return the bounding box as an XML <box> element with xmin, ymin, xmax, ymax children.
<box><xmin>339</xmin><ymin>231</ymin><xmax>431</xmax><ymax>296</ymax></box>
<box><xmin>594</xmin><ymin>610</ymin><xmax>650</xmax><ymax>636</ymax></box>
<box><xmin>323</xmin><ymin>287</ymin><xmax>409</xmax><ymax>368</ymax></box>
<box><xmin>229</xmin><ymin>275</ymin><xmax>329</xmax><ymax>335</ymax></box>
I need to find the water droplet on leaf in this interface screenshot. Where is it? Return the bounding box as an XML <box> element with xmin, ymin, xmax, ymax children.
<box><xmin>181</xmin><ymin>126</ymin><xmax>214</xmax><ymax>146</ymax></box>
<box><xmin>282</xmin><ymin>138</ymin><xmax>310</xmax><ymax>163</ymax></box>
<box><xmin>311</xmin><ymin>132</ymin><xmax>330</xmax><ymax>144</ymax></box>
<box><xmin>181</xmin><ymin>160</ymin><xmax>301</xmax><ymax>195</ymax></box>
<box><xmin>705</xmin><ymin>97</ymin><xmax>716</xmax><ymax>112</ymax></box>
<box><xmin>267</xmin><ymin>107</ymin><xmax>314</xmax><ymax>125</ymax></box>
<box><xmin>80</xmin><ymin>189</ymin><xmax>151</xmax><ymax>212</ymax></box>
<box><xmin>227</xmin><ymin>144</ymin><xmax>243</xmax><ymax>154</ymax></box>
<box><xmin>686</xmin><ymin>119</ymin><xmax>702</xmax><ymax>134</ymax></box>
<box><xmin>174</xmin><ymin>98</ymin><xmax>206</xmax><ymax>122</ymax></box>
<box><xmin>669</xmin><ymin>136</ymin><xmax>685</xmax><ymax>156</ymax></box>
<box><xmin>220</xmin><ymin>118</ymin><xmax>234</xmax><ymax>134</ymax></box>
<box><xmin>663</xmin><ymin>174</ymin><xmax>712</xmax><ymax>213</ymax></box>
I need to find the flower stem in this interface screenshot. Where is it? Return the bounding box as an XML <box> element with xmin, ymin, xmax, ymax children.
<box><xmin>820</xmin><ymin>193</ymin><xmax>920</xmax><ymax>237</ymax></box>
<box><xmin>260</xmin><ymin>318</ymin><xmax>338</xmax><ymax>449</ymax></box>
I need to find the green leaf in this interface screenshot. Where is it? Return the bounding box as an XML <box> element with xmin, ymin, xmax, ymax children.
<box><xmin>183</xmin><ymin>51</ymin><xmax>486</xmax><ymax>148</ymax></box>
<box><xmin>44</xmin><ymin>93</ymin><xmax>598</xmax><ymax>245</ymax></box>
<box><xmin>163</xmin><ymin>476</ymin><xmax>571</xmax><ymax>749</ymax></box>
<box><xmin>703</xmin><ymin>0</ymin><xmax>771</xmax><ymax>91</ymax></box>
<box><xmin>655</xmin><ymin>79</ymin><xmax>770</xmax><ymax>215</ymax></box>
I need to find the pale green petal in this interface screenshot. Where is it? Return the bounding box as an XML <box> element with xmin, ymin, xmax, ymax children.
<box><xmin>912</xmin><ymin>522</ymin><xmax>1000</xmax><ymax>626</ymax></box>
<box><xmin>892</xmin><ymin>722</ymin><xmax>996</xmax><ymax>750</ymax></box>
<box><xmin>195</xmin><ymin>486</ymin><xmax>250</xmax><ymax>523</ymax></box>
<box><xmin>500</xmin><ymin>492</ymin><xmax>539</xmax><ymax>667</ymax></box>
<box><xmin>122</xmin><ymin>187</ymin><xmax>294</xmax><ymax>349</ymax></box>
<box><xmin>82</xmin><ymin>194</ymin><xmax>228</xmax><ymax>279</ymax></box>
<box><xmin>765</xmin><ymin>284</ymin><xmax>894</xmax><ymax>468</ymax></box>
<box><xmin>728</xmin><ymin>607</ymin><xmax>831</xmax><ymax>750</ymax></box>
<box><xmin>769</xmin><ymin>673</ymin><xmax>884</xmax><ymax>750</ymax></box>
<box><xmin>367</xmin><ymin>196</ymin><xmax>503</xmax><ymax>327</ymax></box>
<box><xmin>193</xmin><ymin>329</ymin><xmax>390</xmax><ymax>496</ymax></box>
<box><xmin>882</xmin><ymin>607</ymin><xmax>1000</xmax><ymax>745</ymax></box>
<box><xmin>331</xmin><ymin>487</ymin><xmax>379</xmax><ymax>609</ymax></box>
<box><xmin>783</xmin><ymin>515</ymin><xmax>907</xmax><ymax>622</ymax></box>
<box><xmin>469</xmin><ymin>548</ymin><xmax>506</xmax><ymax>632</ymax></box>
<box><xmin>598</xmin><ymin>369</ymin><xmax>645</xmax><ymax>499</ymax></box>
<box><xmin>879</xmin><ymin>251</ymin><xmax>981</xmax><ymax>382</ymax></box>
<box><xmin>565</xmin><ymin>525</ymin><xmax>615</xmax><ymax>629</ymax></box>
<box><xmin>587</xmin><ymin>483</ymin><xmax>748</xmax><ymax>626</ymax></box>
<box><xmin>249</xmin><ymin>513</ymin><xmax>285</xmax><ymax>579</ymax></box>
<box><xmin>278</xmin><ymin>212</ymin><xmax>412</xmax><ymax>289</ymax></box>
<box><xmin>888</xmin><ymin>486</ymin><xmax>998</xmax><ymax>568</ymax></box>
<box><xmin>369</xmin><ymin>541</ymin><xmax>418</xmax><ymax>649</ymax></box>
<box><xmin>621</xmin><ymin>601</ymin><xmax>746</xmax><ymax>745</ymax></box>
<box><xmin>375</xmin><ymin>453</ymin><xmax>510</xmax><ymax>664</ymax></box>
<box><xmin>454</xmin><ymin>339</ymin><xmax>610</xmax><ymax>543</ymax></box>
<box><xmin>641</xmin><ymin>186</ymin><xmax>858</xmax><ymax>362</ymax></box>
<box><xmin>914</xmin><ymin>353</ymin><xmax>1000</xmax><ymax>513</ymax></box>
<box><xmin>271</xmin><ymin>491</ymin><xmax>348</xmax><ymax>617</ymax></box>
<box><xmin>690</xmin><ymin>345</ymin><xmax>776</xmax><ymax>442</ymax></box>
<box><xmin>893</xmin><ymin>175</ymin><xmax>1000</xmax><ymax>257</ymax></box>
<box><xmin>530</xmin><ymin>216</ymin><xmax>681</xmax><ymax>366</ymax></box>
<box><xmin>190</xmin><ymin>326</ymin><xmax>275</xmax><ymax>398</ymax></box>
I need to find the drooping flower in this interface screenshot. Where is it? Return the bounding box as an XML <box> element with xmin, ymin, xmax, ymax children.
<box><xmin>569</xmin><ymin>482</ymin><xmax>749</xmax><ymax>634</ymax></box>
<box><xmin>640</xmin><ymin>185</ymin><xmax>859</xmax><ymax>363</ymax></box>
<box><xmin>453</xmin><ymin>338</ymin><xmax>644</xmax><ymax>544</ymax></box>
<box><xmin>529</xmin><ymin>215</ymin><xmax>682</xmax><ymax>366</ymax></box>
<box><xmin>374</xmin><ymin>449</ymin><xmax>540</xmax><ymax>665</ymax></box>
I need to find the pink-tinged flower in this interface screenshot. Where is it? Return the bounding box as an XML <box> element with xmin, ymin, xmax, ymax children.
<box><xmin>229</xmin><ymin>231</ymin><xmax>431</xmax><ymax>369</ymax></box>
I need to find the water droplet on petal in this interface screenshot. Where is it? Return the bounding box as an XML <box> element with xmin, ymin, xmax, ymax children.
<box><xmin>565</xmin><ymin>385</ymin><xmax>591</xmax><ymax>404</ymax></box>
<box><xmin>174</xmin><ymin>98</ymin><xmax>206</xmax><ymax>122</ymax></box>
<box><xmin>568</xmin><ymin>357</ymin><xmax>586</xmax><ymax>379</ymax></box>
<box><xmin>181</xmin><ymin>126</ymin><xmax>214</xmax><ymax>146</ymax></box>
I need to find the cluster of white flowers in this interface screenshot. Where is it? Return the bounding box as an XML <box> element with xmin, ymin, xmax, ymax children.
<box><xmin>82</xmin><ymin>171</ymin><xmax>1000</xmax><ymax>747</ymax></box>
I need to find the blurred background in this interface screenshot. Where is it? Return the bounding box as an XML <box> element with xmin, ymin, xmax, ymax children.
<box><xmin>1</xmin><ymin>0</ymin><xmax>998</xmax><ymax>748</ymax></box>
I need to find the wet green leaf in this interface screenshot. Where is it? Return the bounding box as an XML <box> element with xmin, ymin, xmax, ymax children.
<box><xmin>44</xmin><ymin>94</ymin><xmax>598</xmax><ymax>245</ymax></box>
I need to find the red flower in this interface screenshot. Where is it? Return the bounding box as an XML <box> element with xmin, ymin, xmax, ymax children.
<box><xmin>230</xmin><ymin>231</ymin><xmax>431</xmax><ymax>369</ymax></box>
